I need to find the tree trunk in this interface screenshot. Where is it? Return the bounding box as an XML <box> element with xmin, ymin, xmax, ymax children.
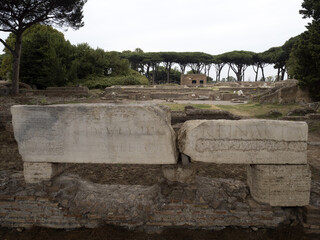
<box><xmin>236</xmin><ymin>72</ymin><xmax>242</xmax><ymax>82</ymax></box>
<box><xmin>281</xmin><ymin>67</ymin><xmax>286</xmax><ymax>80</ymax></box>
<box><xmin>152</xmin><ymin>65</ymin><xmax>156</xmax><ymax>85</ymax></box>
<box><xmin>260</xmin><ymin>64</ymin><xmax>266</xmax><ymax>82</ymax></box>
<box><xmin>253</xmin><ymin>65</ymin><xmax>259</xmax><ymax>82</ymax></box>
<box><xmin>260</xmin><ymin>64</ymin><xmax>265</xmax><ymax>81</ymax></box>
<box><xmin>155</xmin><ymin>64</ymin><xmax>159</xmax><ymax>84</ymax></box>
<box><xmin>206</xmin><ymin>64</ymin><xmax>211</xmax><ymax>78</ymax></box>
<box><xmin>215</xmin><ymin>64</ymin><xmax>224</xmax><ymax>82</ymax></box>
<box><xmin>166</xmin><ymin>63</ymin><xmax>172</xmax><ymax>84</ymax></box>
<box><xmin>179</xmin><ymin>64</ymin><xmax>186</xmax><ymax>74</ymax></box>
<box><xmin>146</xmin><ymin>65</ymin><xmax>150</xmax><ymax>82</ymax></box>
<box><xmin>12</xmin><ymin>33</ymin><xmax>22</xmax><ymax>95</ymax></box>
<box><xmin>230</xmin><ymin>64</ymin><xmax>242</xmax><ymax>81</ymax></box>
<box><xmin>217</xmin><ymin>68</ymin><xmax>222</xmax><ymax>81</ymax></box>
<box><xmin>227</xmin><ymin>64</ymin><xmax>231</xmax><ymax>80</ymax></box>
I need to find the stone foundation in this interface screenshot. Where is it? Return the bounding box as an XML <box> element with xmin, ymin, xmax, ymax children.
<box><xmin>247</xmin><ymin>165</ymin><xmax>311</xmax><ymax>206</ymax></box>
<box><xmin>23</xmin><ymin>163</ymin><xmax>67</xmax><ymax>184</ymax></box>
<box><xmin>0</xmin><ymin>170</ymin><xmax>296</xmax><ymax>229</ymax></box>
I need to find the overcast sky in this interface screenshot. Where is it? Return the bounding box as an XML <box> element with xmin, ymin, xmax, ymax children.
<box><xmin>0</xmin><ymin>0</ymin><xmax>311</xmax><ymax>80</ymax></box>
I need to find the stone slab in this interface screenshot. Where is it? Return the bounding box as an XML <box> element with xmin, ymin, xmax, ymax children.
<box><xmin>177</xmin><ymin>119</ymin><xmax>308</xmax><ymax>164</ymax></box>
<box><xmin>247</xmin><ymin>164</ymin><xmax>311</xmax><ymax>206</ymax></box>
<box><xmin>24</xmin><ymin>162</ymin><xmax>66</xmax><ymax>183</ymax></box>
<box><xmin>11</xmin><ymin>104</ymin><xmax>177</xmax><ymax>164</ymax></box>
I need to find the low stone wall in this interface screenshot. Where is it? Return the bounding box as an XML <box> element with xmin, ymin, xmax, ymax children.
<box><xmin>0</xmin><ymin>170</ymin><xmax>297</xmax><ymax>230</ymax></box>
<box><xmin>221</xmin><ymin>93</ymin><xmax>239</xmax><ymax>101</ymax></box>
<box><xmin>257</xmin><ymin>85</ymin><xmax>312</xmax><ymax>104</ymax></box>
<box><xmin>0</xmin><ymin>86</ymin><xmax>9</xmax><ymax>96</ymax></box>
<box><xmin>178</xmin><ymin>119</ymin><xmax>310</xmax><ymax>206</ymax></box>
<box><xmin>103</xmin><ymin>85</ymin><xmax>271</xmax><ymax>101</ymax></box>
<box><xmin>103</xmin><ymin>86</ymin><xmax>215</xmax><ymax>100</ymax></box>
<box><xmin>171</xmin><ymin>106</ymin><xmax>240</xmax><ymax>126</ymax></box>
<box><xmin>218</xmin><ymin>87</ymin><xmax>269</xmax><ymax>96</ymax></box>
<box><xmin>20</xmin><ymin>87</ymin><xmax>89</xmax><ymax>97</ymax></box>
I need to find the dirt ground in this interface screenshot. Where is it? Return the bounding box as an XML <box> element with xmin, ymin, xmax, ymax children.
<box><xmin>1</xmin><ymin>225</ymin><xmax>320</xmax><ymax>240</ymax></box>
<box><xmin>1</xmin><ymin>96</ymin><xmax>320</xmax><ymax>239</ymax></box>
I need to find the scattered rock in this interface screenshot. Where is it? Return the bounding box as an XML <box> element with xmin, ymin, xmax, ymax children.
<box><xmin>287</xmin><ymin>107</ymin><xmax>316</xmax><ymax>116</ymax></box>
<box><xmin>16</xmin><ymin>227</ymin><xmax>24</xmax><ymax>232</ymax></box>
<box><xmin>196</xmin><ymin>177</ymin><xmax>249</xmax><ymax>209</ymax></box>
<box><xmin>267</xmin><ymin>110</ymin><xmax>282</xmax><ymax>118</ymax></box>
<box><xmin>251</xmin><ymin>227</ymin><xmax>259</xmax><ymax>232</ymax></box>
<box><xmin>162</xmin><ymin>165</ymin><xmax>196</xmax><ymax>184</ymax></box>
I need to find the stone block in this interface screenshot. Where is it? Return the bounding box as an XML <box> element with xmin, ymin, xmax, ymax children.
<box><xmin>11</xmin><ymin>104</ymin><xmax>177</xmax><ymax>165</ymax></box>
<box><xmin>162</xmin><ymin>165</ymin><xmax>195</xmax><ymax>183</ymax></box>
<box><xmin>24</xmin><ymin>162</ymin><xmax>66</xmax><ymax>184</ymax></box>
<box><xmin>178</xmin><ymin>119</ymin><xmax>307</xmax><ymax>164</ymax></box>
<box><xmin>247</xmin><ymin>164</ymin><xmax>311</xmax><ymax>206</ymax></box>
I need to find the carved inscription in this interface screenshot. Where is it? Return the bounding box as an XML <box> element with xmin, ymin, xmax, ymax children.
<box><xmin>200</xmin><ymin>120</ymin><xmax>307</xmax><ymax>141</ymax></box>
<box><xmin>178</xmin><ymin>119</ymin><xmax>308</xmax><ymax>164</ymax></box>
<box><xmin>20</xmin><ymin>139</ymin><xmax>64</xmax><ymax>156</ymax></box>
<box><xmin>72</xmin><ymin>125</ymin><xmax>164</xmax><ymax>138</ymax></box>
<box><xmin>195</xmin><ymin>139</ymin><xmax>307</xmax><ymax>152</ymax></box>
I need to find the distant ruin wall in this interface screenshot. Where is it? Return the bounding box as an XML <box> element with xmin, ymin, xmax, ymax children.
<box><xmin>20</xmin><ymin>87</ymin><xmax>89</xmax><ymax>97</ymax></box>
<box><xmin>257</xmin><ymin>84</ymin><xmax>312</xmax><ymax>104</ymax></box>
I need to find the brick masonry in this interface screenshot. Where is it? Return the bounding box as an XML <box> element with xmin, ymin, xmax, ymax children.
<box><xmin>0</xmin><ymin>171</ymin><xmax>298</xmax><ymax>229</ymax></box>
<box><xmin>180</xmin><ymin>74</ymin><xmax>207</xmax><ymax>86</ymax></box>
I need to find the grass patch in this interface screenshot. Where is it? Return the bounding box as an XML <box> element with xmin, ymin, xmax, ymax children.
<box><xmin>163</xmin><ymin>103</ymin><xmax>216</xmax><ymax>111</ymax></box>
<box><xmin>89</xmin><ymin>89</ymin><xmax>104</xmax><ymax>95</ymax></box>
<box><xmin>211</xmin><ymin>86</ymin><xmax>220</xmax><ymax>91</ymax></box>
<box><xmin>309</xmin><ymin>126</ymin><xmax>320</xmax><ymax>132</ymax></box>
<box><xmin>309</xmin><ymin>122</ymin><xmax>320</xmax><ymax>133</ymax></box>
<box><xmin>216</xmin><ymin>102</ymin><xmax>299</xmax><ymax>118</ymax></box>
<box><xmin>163</xmin><ymin>101</ymin><xmax>299</xmax><ymax>117</ymax></box>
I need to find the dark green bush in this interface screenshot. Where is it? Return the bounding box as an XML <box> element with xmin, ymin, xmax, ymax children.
<box><xmin>82</xmin><ymin>72</ymin><xmax>149</xmax><ymax>89</ymax></box>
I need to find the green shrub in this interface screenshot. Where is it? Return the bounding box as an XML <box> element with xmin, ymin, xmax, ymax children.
<box><xmin>82</xmin><ymin>72</ymin><xmax>149</xmax><ymax>89</ymax></box>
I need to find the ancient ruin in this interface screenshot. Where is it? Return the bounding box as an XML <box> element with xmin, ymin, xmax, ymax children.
<box><xmin>10</xmin><ymin>104</ymin><xmax>311</xmax><ymax>207</ymax></box>
<box><xmin>247</xmin><ymin>164</ymin><xmax>311</xmax><ymax>206</ymax></box>
<box><xmin>180</xmin><ymin>74</ymin><xmax>207</xmax><ymax>86</ymax></box>
<box><xmin>11</xmin><ymin>104</ymin><xmax>178</xmax><ymax>183</ymax></box>
<box><xmin>0</xmin><ymin>96</ymin><xmax>317</xmax><ymax>234</ymax></box>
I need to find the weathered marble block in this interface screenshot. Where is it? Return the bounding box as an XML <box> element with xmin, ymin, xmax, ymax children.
<box><xmin>24</xmin><ymin>162</ymin><xmax>67</xmax><ymax>184</ymax></box>
<box><xmin>178</xmin><ymin>119</ymin><xmax>308</xmax><ymax>164</ymax></box>
<box><xmin>247</xmin><ymin>164</ymin><xmax>311</xmax><ymax>206</ymax></box>
<box><xmin>11</xmin><ymin>104</ymin><xmax>177</xmax><ymax>165</ymax></box>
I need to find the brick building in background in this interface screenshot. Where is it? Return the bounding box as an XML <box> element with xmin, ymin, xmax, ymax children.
<box><xmin>180</xmin><ymin>74</ymin><xmax>207</xmax><ymax>86</ymax></box>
